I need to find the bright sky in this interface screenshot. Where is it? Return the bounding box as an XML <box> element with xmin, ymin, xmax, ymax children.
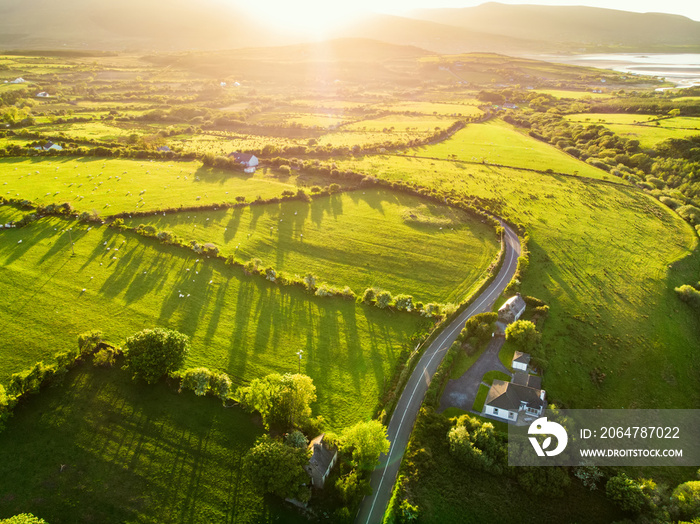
<box><xmin>234</xmin><ymin>0</ymin><xmax>700</xmax><ymax>36</ymax></box>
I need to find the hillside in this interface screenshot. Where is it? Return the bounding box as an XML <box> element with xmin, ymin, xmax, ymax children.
<box><xmin>409</xmin><ymin>2</ymin><xmax>700</xmax><ymax>51</ymax></box>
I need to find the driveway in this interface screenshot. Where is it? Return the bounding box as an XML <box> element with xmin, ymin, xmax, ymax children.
<box><xmin>439</xmin><ymin>336</ymin><xmax>511</xmax><ymax>413</ymax></box>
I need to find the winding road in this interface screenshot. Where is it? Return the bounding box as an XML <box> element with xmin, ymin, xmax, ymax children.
<box><xmin>355</xmin><ymin>221</ymin><xmax>521</xmax><ymax>524</ymax></box>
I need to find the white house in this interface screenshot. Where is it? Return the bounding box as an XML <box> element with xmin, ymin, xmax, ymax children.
<box><xmin>36</xmin><ymin>92</ymin><xmax>50</xmax><ymax>98</ymax></box>
<box><xmin>483</xmin><ymin>372</ymin><xmax>545</xmax><ymax>423</ymax></box>
<box><xmin>34</xmin><ymin>141</ymin><xmax>63</xmax><ymax>151</ymax></box>
<box><xmin>228</xmin><ymin>152</ymin><xmax>259</xmax><ymax>173</ymax></box>
<box><xmin>512</xmin><ymin>351</ymin><xmax>531</xmax><ymax>372</ymax></box>
<box><xmin>304</xmin><ymin>434</ymin><xmax>337</xmax><ymax>489</ymax></box>
<box><xmin>498</xmin><ymin>293</ymin><xmax>526</xmax><ymax>324</ymax></box>
<box><xmin>10</xmin><ymin>77</ymin><xmax>25</xmax><ymax>84</ymax></box>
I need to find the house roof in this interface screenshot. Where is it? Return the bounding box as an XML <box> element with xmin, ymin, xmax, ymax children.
<box><xmin>306</xmin><ymin>434</ymin><xmax>336</xmax><ymax>480</ymax></box>
<box><xmin>512</xmin><ymin>371</ymin><xmax>541</xmax><ymax>390</ymax></box>
<box><xmin>485</xmin><ymin>379</ymin><xmax>544</xmax><ymax>412</ymax></box>
<box><xmin>228</xmin><ymin>152</ymin><xmax>255</xmax><ymax>163</ymax></box>
<box><xmin>513</xmin><ymin>351</ymin><xmax>531</xmax><ymax>365</ymax></box>
<box><xmin>499</xmin><ymin>294</ymin><xmax>526</xmax><ymax>317</ymax></box>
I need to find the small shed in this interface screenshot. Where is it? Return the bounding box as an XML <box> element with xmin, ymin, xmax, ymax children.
<box><xmin>498</xmin><ymin>293</ymin><xmax>526</xmax><ymax>324</ymax></box>
<box><xmin>304</xmin><ymin>434</ymin><xmax>337</xmax><ymax>489</ymax></box>
<box><xmin>512</xmin><ymin>351</ymin><xmax>531</xmax><ymax>372</ymax></box>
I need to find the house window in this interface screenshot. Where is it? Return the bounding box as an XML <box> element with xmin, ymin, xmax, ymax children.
<box><xmin>493</xmin><ymin>408</ymin><xmax>499</xmax><ymax>415</ymax></box>
<box><xmin>509</xmin><ymin>412</ymin><xmax>515</xmax><ymax>420</ymax></box>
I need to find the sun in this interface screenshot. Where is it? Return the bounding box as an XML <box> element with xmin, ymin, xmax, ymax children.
<box><xmin>240</xmin><ymin>0</ymin><xmax>376</xmax><ymax>38</ymax></box>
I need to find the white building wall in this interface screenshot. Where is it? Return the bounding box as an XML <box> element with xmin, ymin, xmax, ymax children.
<box><xmin>484</xmin><ymin>405</ymin><xmax>515</xmax><ymax>421</ymax></box>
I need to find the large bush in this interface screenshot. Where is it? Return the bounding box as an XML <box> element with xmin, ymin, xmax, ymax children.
<box><xmin>504</xmin><ymin>320</ymin><xmax>541</xmax><ymax>352</ymax></box>
<box><xmin>124</xmin><ymin>328</ymin><xmax>190</xmax><ymax>384</ymax></box>
<box><xmin>670</xmin><ymin>480</ymin><xmax>700</xmax><ymax>521</ymax></box>
<box><xmin>243</xmin><ymin>435</ymin><xmax>311</xmax><ymax>501</ymax></box>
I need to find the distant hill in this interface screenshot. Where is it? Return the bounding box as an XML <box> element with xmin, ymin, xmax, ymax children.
<box><xmin>0</xmin><ymin>0</ymin><xmax>286</xmax><ymax>51</ymax></box>
<box><xmin>1</xmin><ymin>0</ymin><xmax>699</xmax><ymax>54</ymax></box>
<box><xmin>333</xmin><ymin>13</ymin><xmax>546</xmax><ymax>55</ymax></box>
<box><xmin>408</xmin><ymin>2</ymin><xmax>700</xmax><ymax>51</ymax></box>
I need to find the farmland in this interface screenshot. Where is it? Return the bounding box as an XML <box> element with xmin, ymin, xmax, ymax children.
<box><xmin>123</xmin><ymin>188</ymin><xmax>500</xmax><ymax>304</ymax></box>
<box><xmin>338</xmin><ymin>155</ymin><xmax>700</xmax><ymax>410</ymax></box>
<box><xmin>0</xmin><ymin>363</ymin><xmax>304</xmax><ymax>524</ymax></box>
<box><xmin>0</xmin><ymin>157</ymin><xmax>337</xmax><ymax>215</ymax></box>
<box><xmin>0</xmin><ymin>211</ymin><xmax>433</xmax><ymax>429</ymax></box>
<box><xmin>563</xmin><ymin>113</ymin><xmax>700</xmax><ymax>147</ymax></box>
<box><xmin>410</xmin><ymin>118</ymin><xmax>616</xmax><ymax>179</ymax></box>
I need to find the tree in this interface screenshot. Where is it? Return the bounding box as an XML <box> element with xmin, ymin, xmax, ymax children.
<box><xmin>243</xmin><ymin>435</ymin><xmax>311</xmax><ymax>500</ymax></box>
<box><xmin>605</xmin><ymin>474</ymin><xmax>649</xmax><ymax>514</ymax></box>
<box><xmin>339</xmin><ymin>420</ymin><xmax>390</xmax><ymax>471</ymax></box>
<box><xmin>670</xmin><ymin>480</ymin><xmax>700</xmax><ymax>520</ymax></box>
<box><xmin>124</xmin><ymin>328</ymin><xmax>190</xmax><ymax>384</ymax></box>
<box><xmin>238</xmin><ymin>373</ymin><xmax>316</xmax><ymax>430</ymax></box>
<box><xmin>285</xmin><ymin>430</ymin><xmax>309</xmax><ymax>449</ymax></box>
<box><xmin>505</xmin><ymin>320</ymin><xmax>540</xmax><ymax>352</ymax></box>
<box><xmin>375</xmin><ymin>290</ymin><xmax>392</xmax><ymax>309</ymax></box>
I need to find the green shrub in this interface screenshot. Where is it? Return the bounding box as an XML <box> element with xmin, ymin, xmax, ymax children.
<box><xmin>677</xmin><ymin>204</ymin><xmax>700</xmax><ymax>225</ymax></box>
<box><xmin>77</xmin><ymin>330</ymin><xmax>102</xmax><ymax>355</ymax></box>
<box><xmin>375</xmin><ymin>290</ymin><xmax>392</xmax><ymax>309</ymax></box>
<box><xmin>361</xmin><ymin>287</ymin><xmax>376</xmax><ymax>304</ymax></box>
<box><xmin>124</xmin><ymin>328</ymin><xmax>190</xmax><ymax>384</ymax></box>
<box><xmin>93</xmin><ymin>347</ymin><xmax>116</xmax><ymax>367</ymax></box>
<box><xmin>0</xmin><ymin>514</ymin><xmax>48</xmax><ymax>524</ymax></box>
<box><xmin>181</xmin><ymin>367</ymin><xmax>212</xmax><ymax>395</ymax></box>
<box><xmin>675</xmin><ymin>284</ymin><xmax>700</xmax><ymax>309</ymax></box>
<box><xmin>7</xmin><ymin>362</ymin><xmax>57</xmax><ymax>397</ymax></box>
<box><xmin>670</xmin><ymin>480</ymin><xmax>700</xmax><ymax>520</ymax></box>
<box><xmin>605</xmin><ymin>474</ymin><xmax>649</xmax><ymax>514</ymax></box>
<box><xmin>505</xmin><ymin>320</ymin><xmax>541</xmax><ymax>352</ymax></box>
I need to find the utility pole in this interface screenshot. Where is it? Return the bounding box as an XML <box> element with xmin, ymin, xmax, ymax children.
<box><xmin>296</xmin><ymin>350</ymin><xmax>303</xmax><ymax>373</ymax></box>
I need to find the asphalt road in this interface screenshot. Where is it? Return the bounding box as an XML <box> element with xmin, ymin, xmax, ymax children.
<box><xmin>355</xmin><ymin>221</ymin><xmax>521</xmax><ymax>524</ymax></box>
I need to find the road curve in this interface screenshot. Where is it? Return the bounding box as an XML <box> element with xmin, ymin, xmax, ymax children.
<box><xmin>355</xmin><ymin>221</ymin><xmax>521</xmax><ymax>524</ymax></box>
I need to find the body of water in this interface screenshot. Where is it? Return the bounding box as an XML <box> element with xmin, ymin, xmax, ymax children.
<box><xmin>537</xmin><ymin>53</ymin><xmax>700</xmax><ymax>89</ymax></box>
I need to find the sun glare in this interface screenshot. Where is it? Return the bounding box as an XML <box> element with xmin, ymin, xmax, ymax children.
<box><xmin>242</xmin><ymin>0</ymin><xmax>373</xmax><ymax>38</ymax></box>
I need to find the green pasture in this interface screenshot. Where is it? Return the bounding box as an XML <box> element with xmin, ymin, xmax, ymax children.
<box><xmin>344</xmin><ymin>114</ymin><xmax>454</xmax><ymax>133</ymax></box>
<box><xmin>289</xmin><ymin>99</ymin><xmax>369</xmax><ymax>110</ymax></box>
<box><xmin>378</xmin><ymin>101</ymin><xmax>482</xmax><ymax>117</ymax></box>
<box><xmin>123</xmin><ymin>188</ymin><xmax>499</xmax><ymax>304</ymax></box>
<box><xmin>337</xmin><ymin>155</ymin><xmax>700</xmax><ymax>411</ymax></box>
<box><xmin>564</xmin><ymin>113</ymin><xmax>660</xmax><ymax>125</ymax></box>
<box><xmin>598</xmin><ymin>123</ymin><xmax>696</xmax><ymax>148</ymax></box>
<box><xmin>0</xmin><ymin>203</ymin><xmax>27</xmax><ymax>224</ymax></box>
<box><xmin>0</xmin><ymin>364</ymin><xmax>303</xmax><ymax>524</ymax></box>
<box><xmin>0</xmin><ymin>157</ymin><xmax>336</xmax><ymax>216</ymax></box>
<box><xmin>175</xmin><ymin>134</ymin><xmax>301</xmax><ymax>156</ymax></box>
<box><xmin>533</xmin><ymin>89</ymin><xmax>611</xmax><ymax>100</ymax></box>
<box><xmin>412</xmin><ymin>119</ymin><xmax>613</xmax><ymax>179</ymax></box>
<box><xmin>0</xmin><ymin>213</ymin><xmax>428</xmax><ymax>429</ymax></box>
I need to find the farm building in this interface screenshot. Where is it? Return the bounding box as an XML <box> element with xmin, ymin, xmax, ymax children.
<box><xmin>498</xmin><ymin>293</ymin><xmax>526</xmax><ymax>324</ymax></box>
<box><xmin>34</xmin><ymin>141</ymin><xmax>63</xmax><ymax>151</ymax></box>
<box><xmin>512</xmin><ymin>351</ymin><xmax>531</xmax><ymax>371</ymax></box>
<box><xmin>10</xmin><ymin>77</ymin><xmax>25</xmax><ymax>84</ymax></box>
<box><xmin>304</xmin><ymin>434</ymin><xmax>337</xmax><ymax>489</ymax></box>
<box><xmin>228</xmin><ymin>152</ymin><xmax>259</xmax><ymax>173</ymax></box>
<box><xmin>35</xmin><ymin>92</ymin><xmax>50</xmax><ymax>98</ymax></box>
<box><xmin>483</xmin><ymin>372</ymin><xmax>545</xmax><ymax>423</ymax></box>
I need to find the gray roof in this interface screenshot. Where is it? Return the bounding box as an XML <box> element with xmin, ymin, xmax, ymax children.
<box><xmin>513</xmin><ymin>351</ymin><xmax>531</xmax><ymax>365</ymax></box>
<box><xmin>485</xmin><ymin>379</ymin><xmax>544</xmax><ymax>412</ymax></box>
<box><xmin>228</xmin><ymin>152</ymin><xmax>256</xmax><ymax>163</ymax></box>
<box><xmin>512</xmin><ymin>371</ymin><xmax>541</xmax><ymax>390</ymax></box>
<box><xmin>305</xmin><ymin>434</ymin><xmax>336</xmax><ymax>486</ymax></box>
<box><xmin>499</xmin><ymin>294</ymin><xmax>527</xmax><ymax>317</ymax></box>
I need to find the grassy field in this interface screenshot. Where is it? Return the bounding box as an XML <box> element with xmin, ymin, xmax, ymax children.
<box><xmin>337</xmin><ymin>155</ymin><xmax>700</xmax><ymax>411</ymax></box>
<box><xmin>378</xmin><ymin>101</ymin><xmax>482</xmax><ymax>117</ymax></box>
<box><xmin>0</xmin><ymin>157</ymin><xmax>337</xmax><ymax>216</ymax></box>
<box><xmin>533</xmin><ymin>89</ymin><xmax>611</xmax><ymax>100</ymax></box>
<box><xmin>0</xmin><ymin>213</ymin><xmax>430</xmax><ymax>429</ymax></box>
<box><xmin>0</xmin><ymin>203</ymin><xmax>28</xmax><ymax>224</ymax></box>
<box><xmin>410</xmin><ymin>119</ymin><xmax>615</xmax><ymax>179</ymax></box>
<box><xmin>343</xmin><ymin>115</ymin><xmax>454</xmax><ymax>133</ymax></box>
<box><xmin>564</xmin><ymin>114</ymin><xmax>700</xmax><ymax>148</ymax></box>
<box><xmin>123</xmin><ymin>189</ymin><xmax>500</xmax><ymax>304</ymax></box>
<box><xmin>0</xmin><ymin>363</ymin><xmax>305</xmax><ymax>524</ymax></box>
